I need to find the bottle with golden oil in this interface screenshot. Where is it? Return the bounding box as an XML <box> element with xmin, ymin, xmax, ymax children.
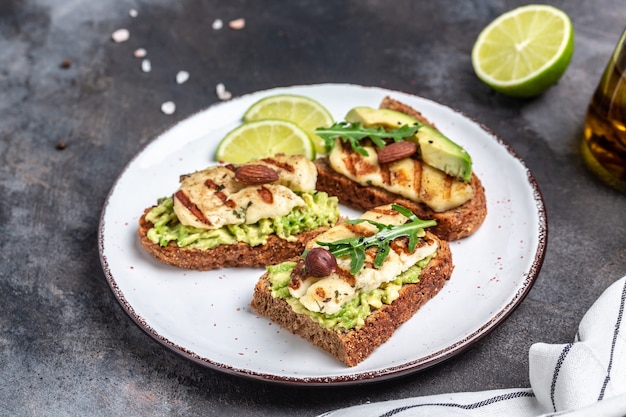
<box><xmin>582</xmin><ymin>28</ymin><xmax>626</xmax><ymax>193</ymax></box>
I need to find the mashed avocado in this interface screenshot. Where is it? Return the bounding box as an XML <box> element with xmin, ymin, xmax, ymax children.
<box><xmin>267</xmin><ymin>254</ymin><xmax>434</xmax><ymax>332</ymax></box>
<box><xmin>145</xmin><ymin>191</ymin><xmax>339</xmax><ymax>249</ymax></box>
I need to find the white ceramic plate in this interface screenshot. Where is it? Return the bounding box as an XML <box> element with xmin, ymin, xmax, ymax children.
<box><xmin>99</xmin><ymin>84</ymin><xmax>547</xmax><ymax>385</ymax></box>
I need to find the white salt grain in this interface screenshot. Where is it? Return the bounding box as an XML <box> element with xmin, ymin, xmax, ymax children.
<box><xmin>216</xmin><ymin>83</ymin><xmax>232</xmax><ymax>100</ymax></box>
<box><xmin>161</xmin><ymin>101</ymin><xmax>176</xmax><ymax>115</ymax></box>
<box><xmin>229</xmin><ymin>18</ymin><xmax>245</xmax><ymax>30</ymax></box>
<box><xmin>111</xmin><ymin>28</ymin><xmax>130</xmax><ymax>43</ymax></box>
<box><xmin>212</xmin><ymin>19</ymin><xmax>223</xmax><ymax>30</ymax></box>
<box><xmin>176</xmin><ymin>71</ymin><xmax>190</xmax><ymax>84</ymax></box>
<box><xmin>141</xmin><ymin>59</ymin><xmax>151</xmax><ymax>72</ymax></box>
<box><xmin>133</xmin><ymin>48</ymin><xmax>147</xmax><ymax>58</ymax></box>
<box><xmin>129</xmin><ymin>9</ymin><xmax>138</xmax><ymax>18</ymax></box>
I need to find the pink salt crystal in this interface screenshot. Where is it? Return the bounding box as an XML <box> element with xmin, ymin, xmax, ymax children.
<box><xmin>229</xmin><ymin>18</ymin><xmax>245</xmax><ymax>30</ymax></box>
<box><xmin>133</xmin><ymin>48</ymin><xmax>147</xmax><ymax>58</ymax></box>
<box><xmin>111</xmin><ymin>28</ymin><xmax>130</xmax><ymax>43</ymax></box>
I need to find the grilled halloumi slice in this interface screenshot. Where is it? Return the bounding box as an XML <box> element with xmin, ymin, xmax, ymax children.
<box><xmin>328</xmin><ymin>139</ymin><xmax>473</xmax><ymax>212</ymax></box>
<box><xmin>173</xmin><ymin>154</ymin><xmax>317</xmax><ymax>229</ymax></box>
<box><xmin>290</xmin><ymin>205</ymin><xmax>438</xmax><ymax>315</ymax></box>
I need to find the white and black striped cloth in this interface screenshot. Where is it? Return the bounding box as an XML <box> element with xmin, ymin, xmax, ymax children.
<box><xmin>319</xmin><ymin>276</ymin><xmax>626</xmax><ymax>417</ymax></box>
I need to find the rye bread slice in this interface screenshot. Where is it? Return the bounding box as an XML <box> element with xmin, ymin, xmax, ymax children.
<box><xmin>138</xmin><ymin>208</ymin><xmax>331</xmax><ymax>271</ymax></box>
<box><xmin>249</xmin><ymin>231</ymin><xmax>454</xmax><ymax>366</ymax></box>
<box><xmin>314</xmin><ymin>96</ymin><xmax>487</xmax><ymax>241</ymax></box>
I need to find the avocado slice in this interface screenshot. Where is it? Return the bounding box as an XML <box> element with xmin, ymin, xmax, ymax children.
<box><xmin>345</xmin><ymin>107</ymin><xmax>472</xmax><ymax>182</ymax></box>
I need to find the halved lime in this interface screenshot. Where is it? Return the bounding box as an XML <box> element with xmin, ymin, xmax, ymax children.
<box><xmin>471</xmin><ymin>4</ymin><xmax>574</xmax><ymax>98</ymax></box>
<box><xmin>243</xmin><ymin>94</ymin><xmax>334</xmax><ymax>154</ymax></box>
<box><xmin>215</xmin><ymin>119</ymin><xmax>315</xmax><ymax>163</ymax></box>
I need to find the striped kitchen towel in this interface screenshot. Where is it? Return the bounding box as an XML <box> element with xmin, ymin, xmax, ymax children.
<box><xmin>318</xmin><ymin>275</ymin><xmax>626</xmax><ymax>417</ymax></box>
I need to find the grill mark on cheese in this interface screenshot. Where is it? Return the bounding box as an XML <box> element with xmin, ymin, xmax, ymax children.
<box><xmin>339</xmin><ymin>141</ymin><xmax>378</xmax><ymax>177</ymax></box>
<box><xmin>354</xmin><ymin>153</ymin><xmax>377</xmax><ymax>176</ymax></box>
<box><xmin>390</xmin><ymin>163</ymin><xmax>408</xmax><ymax>188</ymax></box>
<box><xmin>370</xmin><ymin>205</ymin><xmax>398</xmax><ymax>217</ymax></box>
<box><xmin>413</xmin><ymin>159</ymin><xmax>423</xmax><ymax>197</ymax></box>
<box><xmin>390</xmin><ymin>236</ymin><xmax>413</xmax><ymax>256</ymax></box>
<box><xmin>339</xmin><ymin>141</ymin><xmax>357</xmax><ymax>177</ymax></box>
<box><xmin>336</xmin><ymin>267</ymin><xmax>356</xmax><ymax>287</ymax></box>
<box><xmin>174</xmin><ymin>190</ymin><xmax>212</xmax><ymax>226</ymax></box>
<box><xmin>204</xmin><ymin>178</ymin><xmax>236</xmax><ymax>209</ymax></box>
<box><xmin>443</xmin><ymin>175</ymin><xmax>453</xmax><ymax>200</ymax></box>
<box><xmin>261</xmin><ymin>157</ymin><xmax>296</xmax><ymax>173</ymax></box>
<box><xmin>381</xmin><ymin>162</ymin><xmax>391</xmax><ymax>185</ymax></box>
<box><xmin>344</xmin><ymin>222</ymin><xmax>375</xmax><ymax>238</ymax></box>
<box><xmin>257</xmin><ymin>186</ymin><xmax>274</xmax><ymax>204</ymax></box>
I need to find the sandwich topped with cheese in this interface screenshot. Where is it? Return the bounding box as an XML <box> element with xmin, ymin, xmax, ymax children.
<box><xmin>138</xmin><ymin>153</ymin><xmax>340</xmax><ymax>270</ymax></box>
<box><xmin>313</xmin><ymin>96</ymin><xmax>487</xmax><ymax>241</ymax></box>
<box><xmin>250</xmin><ymin>203</ymin><xmax>454</xmax><ymax>366</ymax></box>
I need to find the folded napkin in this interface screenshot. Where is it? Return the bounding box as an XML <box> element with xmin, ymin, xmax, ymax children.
<box><xmin>319</xmin><ymin>276</ymin><xmax>626</xmax><ymax>417</ymax></box>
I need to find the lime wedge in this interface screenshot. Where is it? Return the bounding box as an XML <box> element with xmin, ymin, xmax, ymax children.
<box><xmin>215</xmin><ymin>119</ymin><xmax>315</xmax><ymax>163</ymax></box>
<box><xmin>243</xmin><ymin>94</ymin><xmax>334</xmax><ymax>154</ymax></box>
<box><xmin>471</xmin><ymin>4</ymin><xmax>574</xmax><ymax>98</ymax></box>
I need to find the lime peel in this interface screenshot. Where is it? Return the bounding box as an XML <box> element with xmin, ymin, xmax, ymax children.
<box><xmin>471</xmin><ymin>4</ymin><xmax>575</xmax><ymax>98</ymax></box>
<box><xmin>215</xmin><ymin>119</ymin><xmax>315</xmax><ymax>164</ymax></box>
<box><xmin>243</xmin><ymin>94</ymin><xmax>334</xmax><ymax>154</ymax></box>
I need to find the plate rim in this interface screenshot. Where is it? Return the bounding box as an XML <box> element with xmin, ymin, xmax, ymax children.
<box><xmin>98</xmin><ymin>83</ymin><xmax>548</xmax><ymax>386</ymax></box>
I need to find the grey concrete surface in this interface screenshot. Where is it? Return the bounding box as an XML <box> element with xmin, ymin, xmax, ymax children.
<box><xmin>1</xmin><ymin>0</ymin><xmax>625</xmax><ymax>416</ymax></box>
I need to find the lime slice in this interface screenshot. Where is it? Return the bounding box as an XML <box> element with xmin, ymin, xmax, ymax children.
<box><xmin>243</xmin><ymin>94</ymin><xmax>334</xmax><ymax>154</ymax></box>
<box><xmin>215</xmin><ymin>119</ymin><xmax>315</xmax><ymax>163</ymax></box>
<box><xmin>471</xmin><ymin>4</ymin><xmax>574</xmax><ymax>98</ymax></box>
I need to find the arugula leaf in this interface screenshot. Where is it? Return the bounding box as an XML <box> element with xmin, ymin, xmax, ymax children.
<box><xmin>316</xmin><ymin>204</ymin><xmax>437</xmax><ymax>275</ymax></box>
<box><xmin>315</xmin><ymin>122</ymin><xmax>420</xmax><ymax>155</ymax></box>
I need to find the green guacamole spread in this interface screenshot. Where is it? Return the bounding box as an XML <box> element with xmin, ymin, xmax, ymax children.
<box><xmin>145</xmin><ymin>191</ymin><xmax>339</xmax><ymax>249</ymax></box>
<box><xmin>267</xmin><ymin>253</ymin><xmax>435</xmax><ymax>332</ymax></box>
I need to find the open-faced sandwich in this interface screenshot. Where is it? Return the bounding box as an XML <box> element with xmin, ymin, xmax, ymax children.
<box><xmin>314</xmin><ymin>96</ymin><xmax>487</xmax><ymax>241</ymax></box>
<box><xmin>138</xmin><ymin>154</ymin><xmax>340</xmax><ymax>270</ymax></box>
<box><xmin>250</xmin><ymin>203</ymin><xmax>454</xmax><ymax>366</ymax></box>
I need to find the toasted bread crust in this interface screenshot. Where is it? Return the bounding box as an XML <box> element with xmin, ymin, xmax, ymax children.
<box><xmin>314</xmin><ymin>157</ymin><xmax>486</xmax><ymax>241</ymax></box>
<box><xmin>138</xmin><ymin>208</ymin><xmax>331</xmax><ymax>270</ymax></box>
<box><xmin>249</xmin><ymin>232</ymin><xmax>454</xmax><ymax>366</ymax></box>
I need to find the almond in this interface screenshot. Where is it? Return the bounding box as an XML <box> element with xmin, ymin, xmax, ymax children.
<box><xmin>376</xmin><ymin>141</ymin><xmax>418</xmax><ymax>164</ymax></box>
<box><xmin>235</xmin><ymin>164</ymin><xmax>279</xmax><ymax>185</ymax></box>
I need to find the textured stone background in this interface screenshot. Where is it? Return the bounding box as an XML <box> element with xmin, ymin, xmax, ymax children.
<box><xmin>1</xmin><ymin>0</ymin><xmax>625</xmax><ymax>415</ymax></box>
